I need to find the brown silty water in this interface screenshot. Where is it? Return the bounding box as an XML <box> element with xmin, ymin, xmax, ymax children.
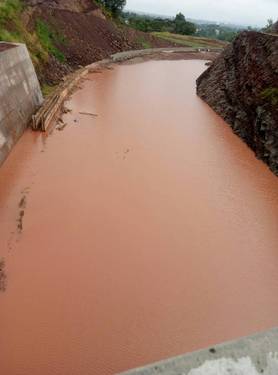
<box><xmin>0</xmin><ymin>59</ymin><xmax>278</xmax><ymax>375</ymax></box>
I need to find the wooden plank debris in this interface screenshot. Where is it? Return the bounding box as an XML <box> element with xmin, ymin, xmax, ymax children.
<box><xmin>32</xmin><ymin>67</ymin><xmax>89</xmax><ymax>132</ymax></box>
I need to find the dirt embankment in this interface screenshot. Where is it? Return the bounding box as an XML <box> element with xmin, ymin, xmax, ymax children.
<box><xmin>197</xmin><ymin>31</ymin><xmax>278</xmax><ymax>176</ymax></box>
<box><xmin>23</xmin><ymin>0</ymin><xmax>176</xmax><ymax>84</ymax></box>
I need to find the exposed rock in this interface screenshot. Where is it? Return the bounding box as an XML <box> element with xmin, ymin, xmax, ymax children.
<box><xmin>196</xmin><ymin>31</ymin><xmax>278</xmax><ymax>176</ymax></box>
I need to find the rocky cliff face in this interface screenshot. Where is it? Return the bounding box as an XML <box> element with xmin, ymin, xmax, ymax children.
<box><xmin>197</xmin><ymin>31</ymin><xmax>278</xmax><ymax>175</ymax></box>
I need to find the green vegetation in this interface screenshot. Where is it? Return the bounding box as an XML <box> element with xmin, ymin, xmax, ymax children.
<box><xmin>262</xmin><ymin>19</ymin><xmax>278</xmax><ymax>34</ymax></box>
<box><xmin>261</xmin><ymin>87</ymin><xmax>278</xmax><ymax>105</ymax></box>
<box><xmin>0</xmin><ymin>0</ymin><xmax>66</xmax><ymax>69</ymax></box>
<box><xmin>123</xmin><ymin>11</ymin><xmax>243</xmax><ymax>42</ymax></box>
<box><xmin>123</xmin><ymin>13</ymin><xmax>174</xmax><ymax>32</ymax></box>
<box><xmin>195</xmin><ymin>23</ymin><xmax>241</xmax><ymax>42</ymax></box>
<box><xmin>36</xmin><ymin>20</ymin><xmax>65</xmax><ymax>62</ymax></box>
<box><xmin>174</xmin><ymin>13</ymin><xmax>196</xmax><ymax>35</ymax></box>
<box><xmin>135</xmin><ymin>36</ymin><xmax>151</xmax><ymax>49</ymax></box>
<box><xmin>41</xmin><ymin>83</ymin><xmax>57</xmax><ymax>97</ymax></box>
<box><xmin>0</xmin><ymin>0</ymin><xmax>22</xmax><ymax>22</ymax></box>
<box><xmin>0</xmin><ymin>0</ymin><xmax>23</xmax><ymax>41</ymax></box>
<box><xmin>262</xmin><ymin>19</ymin><xmax>274</xmax><ymax>32</ymax></box>
<box><xmin>0</xmin><ymin>0</ymin><xmax>49</xmax><ymax>65</ymax></box>
<box><xmin>123</xmin><ymin>11</ymin><xmax>196</xmax><ymax>36</ymax></box>
<box><xmin>152</xmin><ymin>32</ymin><xmax>227</xmax><ymax>49</ymax></box>
<box><xmin>97</xmin><ymin>0</ymin><xmax>126</xmax><ymax>16</ymax></box>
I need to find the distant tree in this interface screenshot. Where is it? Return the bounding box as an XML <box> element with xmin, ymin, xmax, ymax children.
<box><xmin>267</xmin><ymin>19</ymin><xmax>274</xmax><ymax>28</ymax></box>
<box><xmin>218</xmin><ymin>30</ymin><xmax>238</xmax><ymax>42</ymax></box>
<box><xmin>174</xmin><ymin>12</ymin><xmax>186</xmax><ymax>34</ymax></box>
<box><xmin>99</xmin><ymin>0</ymin><xmax>126</xmax><ymax>16</ymax></box>
<box><xmin>122</xmin><ymin>12</ymin><xmax>175</xmax><ymax>33</ymax></box>
<box><xmin>174</xmin><ymin>13</ymin><xmax>196</xmax><ymax>35</ymax></box>
<box><xmin>262</xmin><ymin>18</ymin><xmax>275</xmax><ymax>33</ymax></box>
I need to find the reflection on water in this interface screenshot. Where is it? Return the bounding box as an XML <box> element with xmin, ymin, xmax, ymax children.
<box><xmin>0</xmin><ymin>60</ymin><xmax>278</xmax><ymax>375</ymax></box>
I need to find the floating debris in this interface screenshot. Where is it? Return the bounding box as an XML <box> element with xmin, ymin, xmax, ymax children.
<box><xmin>79</xmin><ymin>112</ymin><xmax>98</xmax><ymax>117</ymax></box>
<box><xmin>19</xmin><ymin>195</ymin><xmax>26</xmax><ymax>209</ymax></box>
<box><xmin>0</xmin><ymin>259</ymin><xmax>7</xmax><ymax>292</ymax></box>
<box><xmin>57</xmin><ymin>122</ymin><xmax>67</xmax><ymax>131</ymax></box>
<box><xmin>62</xmin><ymin>107</ymin><xmax>72</xmax><ymax>114</ymax></box>
<box><xmin>17</xmin><ymin>210</ymin><xmax>25</xmax><ymax>233</ymax></box>
<box><xmin>17</xmin><ymin>193</ymin><xmax>28</xmax><ymax>234</ymax></box>
<box><xmin>56</xmin><ymin>118</ymin><xmax>68</xmax><ymax>131</ymax></box>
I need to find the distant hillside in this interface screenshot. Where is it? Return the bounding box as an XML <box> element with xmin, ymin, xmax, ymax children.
<box><xmin>123</xmin><ymin>11</ymin><xmax>243</xmax><ymax>42</ymax></box>
<box><xmin>197</xmin><ymin>31</ymin><xmax>278</xmax><ymax>175</ymax></box>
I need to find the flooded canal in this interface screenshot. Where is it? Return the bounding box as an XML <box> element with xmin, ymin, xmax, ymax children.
<box><xmin>0</xmin><ymin>59</ymin><xmax>278</xmax><ymax>375</ymax></box>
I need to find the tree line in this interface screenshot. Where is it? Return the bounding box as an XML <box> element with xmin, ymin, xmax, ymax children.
<box><xmin>95</xmin><ymin>1</ymin><xmax>250</xmax><ymax>41</ymax></box>
<box><xmin>123</xmin><ymin>12</ymin><xmax>196</xmax><ymax>35</ymax></box>
<box><xmin>96</xmin><ymin>0</ymin><xmax>126</xmax><ymax>16</ymax></box>
<box><xmin>95</xmin><ymin>1</ymin><xmax>197</xmax><ymax>36</ymax></box>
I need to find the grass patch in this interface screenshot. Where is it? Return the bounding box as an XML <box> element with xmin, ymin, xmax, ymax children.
<box><xmin>261</xmin><ymin>87</ymin><xmax>278</xmax><ymax>106</ymax></box>
<box><xmin>152</xmin><ymin>32</ymin><xmax>227</xmax><ymax>49</ymax></box>
<box><xmin>36</xmin><ymin>20</ymin><xmax>66</xmax><ymax>62</ymax></box>
<box><xmin>0</xmin><ymin>0</ymin><xmax>22</xmax><ymax>41</ymax></box>
<box><xmin>0</xmin><ymin>1</ymin><xmax>66</xmax><ymax>66</ymax></box>
<box><xmin>0</xmin><ymin>0</ymin><xmax>49</xmax><ymax>65</ymax></box>
<box><xmin>136</xmin><ymin>36</ymin><xmax>152</xmax><ymax>49</ymax></box>
<box><xmin>0</xmin><ymin>0</ymin><xmax>22</xmax><ymax>21</ymax></box>
<box><xmin>41</xmin><ymin>83</ymin><xmax>57</xmax><ymax>98</ymax></box>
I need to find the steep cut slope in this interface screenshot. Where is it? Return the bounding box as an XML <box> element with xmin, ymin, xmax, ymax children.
<box><xmin>30</xmin><ymin>4</ymin><xmax>174</xmax><ymax>83</ymax></box>
<box><xmin>0</xmin><ymin>0</ymin><xmax>175</xmax><ymax>85</ymax></box>
<box><xmin>30</xmin><ymin>4</ymin><xmax>132</xmax><ymax>66</ymax></box>
<box><xmin>197</xmin><ymin>31</ymin><xmax>278</xmax><ymax>175</ymax></box>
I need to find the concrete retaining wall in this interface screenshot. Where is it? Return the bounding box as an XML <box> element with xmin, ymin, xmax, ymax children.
<box><xmin>120</xmin><ymin>328</ymin><xmax>278</xmax><ymax>375</ymax></box>
<box><xmin>0</xmin><ymin>42</ymin><xmax>43</xmax><ymax>166</ymax></box>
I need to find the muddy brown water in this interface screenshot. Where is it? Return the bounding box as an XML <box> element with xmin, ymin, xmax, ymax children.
<box><xmin>0</xmin><ymin>60</ymin><xmax>278</xmax><ymax>375</ymax></box>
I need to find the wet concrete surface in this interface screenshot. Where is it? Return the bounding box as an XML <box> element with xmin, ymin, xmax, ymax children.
<box><xmin>0</xmin><ymin>60</ymin><xmax>278</xmax><ymax>375</ymax></box>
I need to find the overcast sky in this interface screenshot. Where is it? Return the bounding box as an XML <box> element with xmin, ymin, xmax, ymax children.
<box><xmin>125</xmin><ymin>0</ymin><xmax>278</xmax><ymax>27</ymax></box>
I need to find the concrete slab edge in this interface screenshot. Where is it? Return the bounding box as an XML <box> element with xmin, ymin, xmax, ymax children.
<box><xmin>119</xmin><ymin>327</ymin><xmax>278</xmax><ymax>374</ymax></box>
